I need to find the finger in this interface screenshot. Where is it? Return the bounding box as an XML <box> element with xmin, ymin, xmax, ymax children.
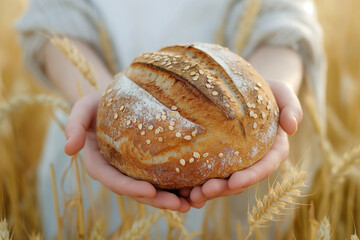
<box><xmin>178</xmin><ymin>198</ymin><xmax>192</xmax><ymax>213</ymax></box>
<box><xmin>228</xmin><ymin>128</ymin><xmax>288</xmax><ymax>190</ymax></box>
<box><xmin>64</xmin><ymin>93</ymin><xmax>101</xmax><ymax>155</ymax></box>
<box><xmin>190</xmin><ymin>186</ymin><xmax>207</xmax><ymax>203</ymax></box>
<box><xmin>189</xmin><ymin>200</ymin><xmax>206</xmax><ymax>209</ymax></box>
<box><xmin>179</xmin><ymin>188</ymin><xmax>191</xmax><ymax>198</ymax></box>
<box><xmin>268</xmin><ymin>81</ymin><xmax>303</xmax><ymax>135</ymax></box>
<box><xmin>202</xmin><ymin>179</ymin><xmax>229</xmax><ymax>198</ymax></box>
<box><xmin>84</xmin><ymin>132</ymin><xmax>156</xmax><ymax>198</ymax></box>
<box><xmin>134</xmin><ymin>191</ymin><xmax>182</xmax><ymax>211</ymax></box>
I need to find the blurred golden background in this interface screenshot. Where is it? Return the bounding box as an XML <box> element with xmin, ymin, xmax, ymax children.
<box><xmin>1</xmin><ymin>0</ymin><xmax>359</xmax><ymax>239</ymax></box>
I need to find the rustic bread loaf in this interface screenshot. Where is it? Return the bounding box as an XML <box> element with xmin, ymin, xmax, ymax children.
<box><xmin>96</xmin><ymin>43</ymin><xmax>279</xmax><ymax>189</ymax></box>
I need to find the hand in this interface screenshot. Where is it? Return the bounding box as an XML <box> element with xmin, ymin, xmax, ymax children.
<box><xmin>184</xmin><ymin>80</ymin><xmax>303</xmax><ymax>207</ymax></box>
<box><xmin>64</xmin><ymin>93</ymin><xmax>191</xmax><ymax>213</ymax></box>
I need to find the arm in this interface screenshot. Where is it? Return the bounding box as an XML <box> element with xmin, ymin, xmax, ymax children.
<box><xmin>43</xmin><ymin>38</ymin><xmax>113</xmax><ymax>104</ymax></box>
<box><xmin>185</xmin><ymin>45</ymin><xmax>303</xmax><ymax>207</ymax></box>
<box><xmin>248</xmin><ymin>45</ymin><xmax>303</xmax><ymax>93</ymax></box>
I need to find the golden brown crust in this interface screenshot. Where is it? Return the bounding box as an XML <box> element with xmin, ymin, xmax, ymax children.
<box><xmin>131</xmin><ymin>50</ymin><xmax>237</xmax><ymax>119</ymax></box>
<box><xmin>96</xmin><ymin>43</ymin><xmax>279</xmax><ymax>189</ymax></box>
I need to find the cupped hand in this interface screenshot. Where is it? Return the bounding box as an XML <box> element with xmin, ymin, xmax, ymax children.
<box><xmin>64</xmin><ymin>93</ymin><xmax>191</xmax><ymax>213</ymax></box>
<box><xmin>185</xmin><ymin>80</ymin><xmax>303</xmax><ymax>207</ymax></box>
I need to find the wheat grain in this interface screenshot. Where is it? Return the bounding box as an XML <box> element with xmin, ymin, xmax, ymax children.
<box><xmin>317</xmin><ymin>217</ymin><xmax>331</xmax><ymax>240</ymax></box>
<box><xmin>246</xmin><ymin>169</ymin><xmax>306</xmax><ymax>239</ymax></box>
<box><xmin>119</xmin><ymin>211</ymin><xmax>160</xmax><ymax>240</ymax></box>
<box><xmin>0</xmin><ymin>219</ymin><xmax>10</xmax><ymax>240</ymax></box>
<box><xmin>0</xmin><ymin>94</ymin><xmax>70</xmax><ymax>121</ymax></box>
<box><xmin>50</xmin><ymin>35</ymin><xmax>98</xmax><ymax>90</ymax></box>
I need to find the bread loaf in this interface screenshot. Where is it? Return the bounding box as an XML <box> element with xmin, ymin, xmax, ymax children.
<box><xmin>96</xmin><ymin>43</ymin><xmax>279</xmax><ymax>189</ymax></box>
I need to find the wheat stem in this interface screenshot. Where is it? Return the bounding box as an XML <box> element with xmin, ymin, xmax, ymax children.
<box><xmin>76</xmin><ymin>80</ymin><xmax>84</xmax><ymax>98</ymax></box>
<box><xmin>50</xmin><ymin>164</ymin><xmax>63</xmax><ymax>240</ymax></box>
<box><xmin>234</xmin><ymin>0</ymin><xmax>262</xmax><ymax>54</ymax></box>
<box><xmin>73</xmin><ymin>155</ymin><xmax>85</xmax><ymax>239</ymax></box>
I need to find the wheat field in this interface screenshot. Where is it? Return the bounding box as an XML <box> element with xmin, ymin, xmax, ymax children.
<box><xmin>1</xmin><ymin>0</ymin><xmax>359</xmax><ymax>239</ymax></box>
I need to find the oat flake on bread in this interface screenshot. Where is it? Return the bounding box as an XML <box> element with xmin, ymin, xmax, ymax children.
<box><xmin>96</xmin><ymin>43</ymin><xmax>279</xmax><ymax>189</ymax></box>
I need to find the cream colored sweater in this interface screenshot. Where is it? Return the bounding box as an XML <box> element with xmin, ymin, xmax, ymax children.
<box><xmin>16</xmin><ymin>0</ymin><xmax>326</xmax><ymax>118</ymax></box>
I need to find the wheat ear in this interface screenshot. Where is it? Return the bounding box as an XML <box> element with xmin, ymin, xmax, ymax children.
<box><xmin>0</xmin><ymin>219</ymin><xmax>10</xmax><ymax>240</ymax></box>
<box><xmin>246</xmin><ymin>169</ymin><xmax>306</xmax><ymax>239</ymax></box>
<box><xmin>331</xmin><ymin>144</ymin><xmax>360</xmax><ymax>181</ymax></box>
<box><xmin>0</xmin><ymin>94</ymin><xmax>70</xmax><ymax>121</ymax></box>
<box><xmin>350</xmin><ymin>234</ymin><xmax>359</xmax><ymax>240</ymax></box>
<box><xmin>317</xmin><ymin>217</ymin><xmax>331</xmax><ymax>240</ymax></box>
<box><xmin>89</xmin><ymin>220</ymin><xmax>105</xmax><ymax>240</ymax></box>
<box><xmin>119</xmin><ymin>211</ymin><xmax>160</xmax><ymax>240</ymax></box>
<box><xmin>161</xmin><ymin>210</ymin><xmax>188</xmax><ymax>239</ymax></box>
<box><xmin>29</xmin><ymin>233</ymin><xmax>42</xmax><ymax>240</ymax></box>
<box><xmin>50</xmin><ymin>35</ymin><xmax>98</xmax><ymax>90</ymax></box>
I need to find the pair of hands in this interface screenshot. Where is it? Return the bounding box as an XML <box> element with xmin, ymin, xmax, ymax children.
<box><xmin>64</xmin><ymin>80</ymin><xmax>302</xmax><ymax>213</ymax></box>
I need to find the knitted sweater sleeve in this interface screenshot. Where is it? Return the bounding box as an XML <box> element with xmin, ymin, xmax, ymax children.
<box><xmin>15</xmin><ymin>0</ymin><xmax>101</xmax><ymax>89</ymax></box>
<box><xmin>223</xmin><ymin>0</ymin><xmax>327</xmax><ymax>119</ymax></box>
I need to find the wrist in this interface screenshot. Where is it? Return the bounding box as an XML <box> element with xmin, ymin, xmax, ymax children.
<box><xmin>248</xmin><ymin>45</ymin><xmax>303</xmax><ymax>94</ymax></box>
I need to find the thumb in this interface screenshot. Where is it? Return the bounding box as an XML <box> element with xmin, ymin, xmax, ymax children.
<box><xmin>269</xmin><ymin>81</ymin><xmax>303</xmax><ymax>135</ymax></box>
<box><xmin>64</xmin><ymin>93</ymin><xmax>101</xmax><ymax>155</ymax></box>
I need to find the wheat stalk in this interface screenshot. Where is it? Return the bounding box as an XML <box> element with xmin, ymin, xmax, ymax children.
<box><xmin>50</xmin><ymin>35</ymin><xmax>98</xmax><ymax>90</ymax></box>
<box><xmin>246</xmin><ymin>169</ymin><xmax>307</xmax><ymax>239</ymax></box>
<box><xmin>234</xmin><ymin>0</ymin><xmax>262</xmax><ymax>54</ymax></box>
<box><xmin>119</xmin><ymin>211</ymin><xmax>160</xmax><ymax>240</ymax></box>
<box><xmin>50</xmin><ymin>164</ymin><xmax>64</xmax><ymax>240</ymax></box>
<box><xmin>317</xmin><ymin>217</ymin><xmax>331</xmax><ymax>240</ymax></box>
<box><xmin>0</xmin><ymin>219</ymin><xmax>10</xmax><ymax>240</ymax></box>
<box><xmin>97</xmin><ymin>23</ymin><xmax>118</xmax><ymax>75</ymax></box>
<box><xmin>0</xmin><ymin>94</ymin><xmax>70</xmax><ymax>121</ymax></box>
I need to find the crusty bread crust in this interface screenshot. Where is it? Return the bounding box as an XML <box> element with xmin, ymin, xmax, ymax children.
<box><xmin>96</xmin><ymin>43</ymin><xmax>279</xmax><ymax>189</ymax></box>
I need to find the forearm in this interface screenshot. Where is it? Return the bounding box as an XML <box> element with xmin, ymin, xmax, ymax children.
<box><xmin>248</xmin><ymin>46</ymin><xmax>303</xmax><ymax>94</ymax></box>
<box><xmin>43</xmin><ymin>38</ymin><xmax>113</xmax><ymax>104</ymax></box>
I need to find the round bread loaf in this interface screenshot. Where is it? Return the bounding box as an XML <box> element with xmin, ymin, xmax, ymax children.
<box><xmin>96</xmin><ymin>43</ymin><xmax>279</xmax><ymax>189</ymax></box>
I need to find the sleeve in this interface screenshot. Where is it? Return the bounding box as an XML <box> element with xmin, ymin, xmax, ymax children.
<box><xmin>15</xmin><ymin>0</ymin><xmax>102</xmax><ymax>89</ymax></box>
<box><xmin>221</xmin><ymin>0</ymin><xmax>327</xmax><ymax>122</ymax></box>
